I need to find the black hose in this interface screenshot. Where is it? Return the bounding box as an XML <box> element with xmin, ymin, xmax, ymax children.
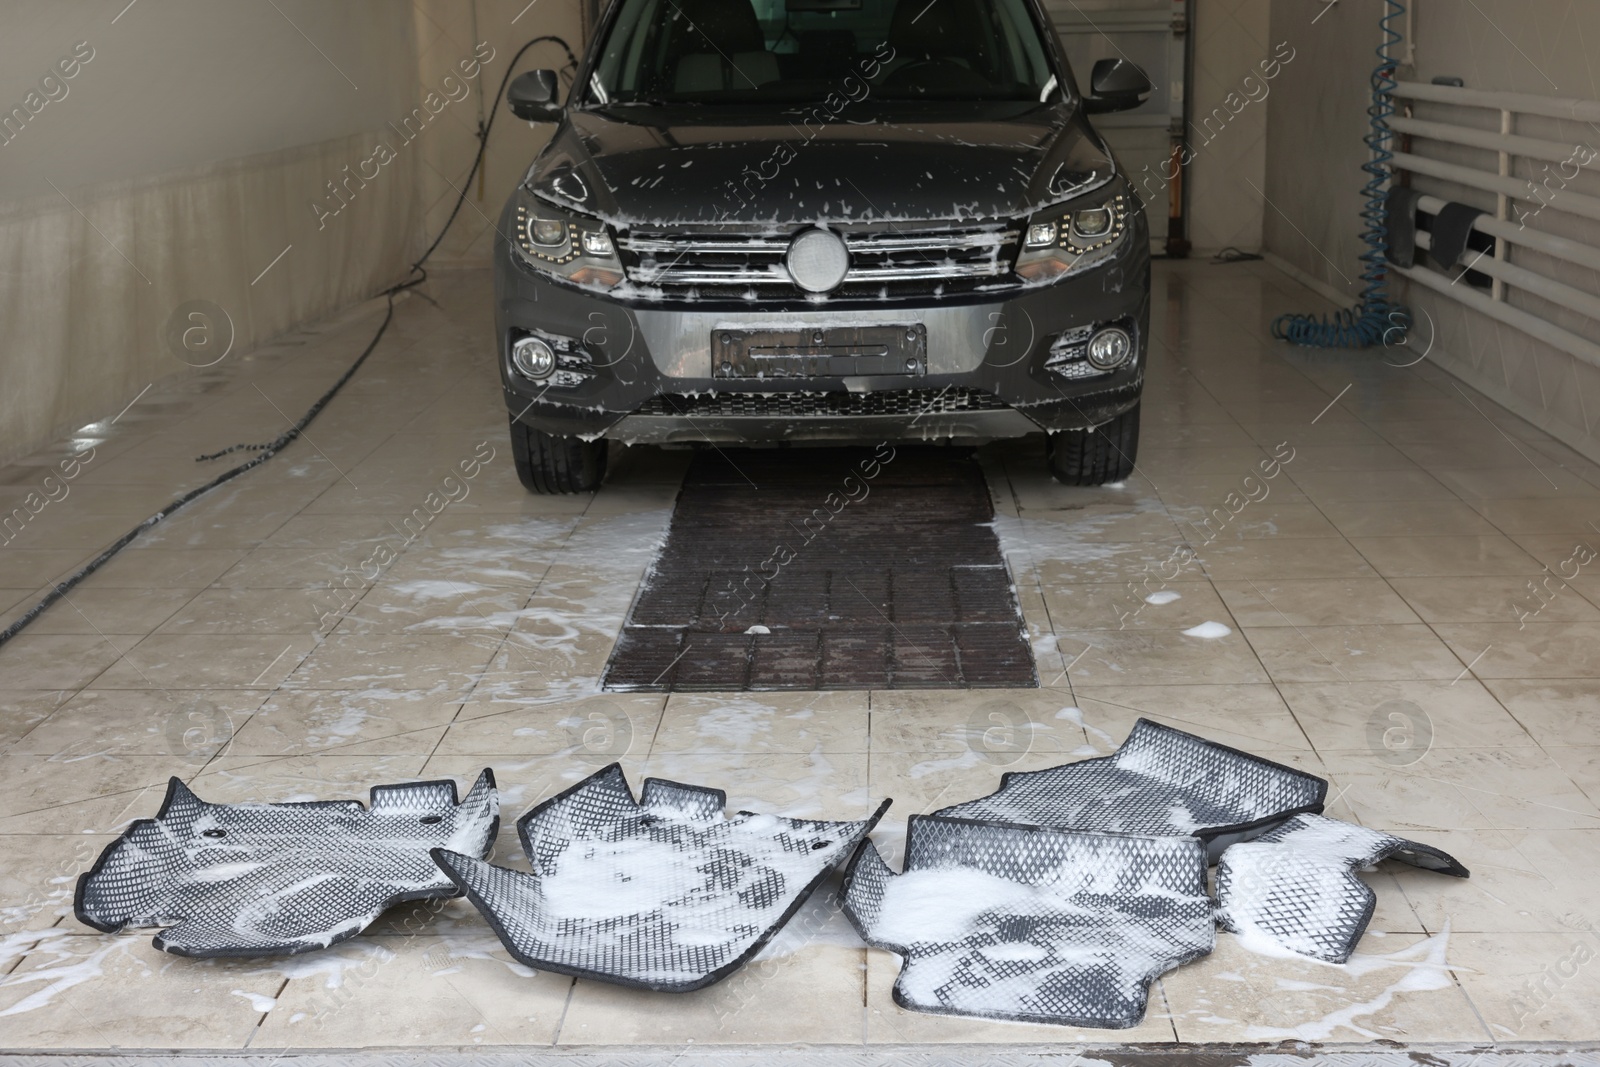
<box><xmin>0</xmin><ymin>36</ymin><xmax>574</xmax><ymax>649</ymax></box>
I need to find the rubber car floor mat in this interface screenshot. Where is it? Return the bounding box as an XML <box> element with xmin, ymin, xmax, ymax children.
<box><xmin>75</xmin><ymin>770</ymin><xmax>498</xmax><ymax>957</ymax></box>
<box><xmin>933</xmin><ymin>718</ymin><xmax>1328</xmax><ymax>861</ymax></box>
<box><xmin>1216</xmin><ymin>813</ymin><xmax>1469</xmax><ymax>963</ymax></box>
<box><xmin>842</xmin><ymin>814</ymin><xmax>1213</xmax><ymax>1028</ymax></box>
<box><xmin>432</xmin><ymin>762</ymin><xmax>890</xmax><ymax>991</ymax></box>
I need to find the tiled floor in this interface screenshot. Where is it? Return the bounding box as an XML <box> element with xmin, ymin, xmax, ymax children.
<box><xmin>1</xmin><ymin>261</ymin><xmax>1599</xmax><ymax>1050</ymax></box>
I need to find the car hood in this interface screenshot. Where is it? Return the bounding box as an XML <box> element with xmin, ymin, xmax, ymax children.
<box><xmin>527</xmin><ymin>103</ymin><xmax>1117</xmax><ymax>227</ymax></box>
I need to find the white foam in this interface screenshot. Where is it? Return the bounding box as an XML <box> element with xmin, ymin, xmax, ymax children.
<box><xmin>1183</xmin><ymin>621</ymin><xmax>1232</xmax><ymax>639</ymax></box>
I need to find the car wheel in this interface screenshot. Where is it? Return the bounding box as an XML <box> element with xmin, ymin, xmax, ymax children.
<box><xmin>509</xmin><ymin>417</ymin><xmax>608</xmax><ymax>494</ymax></box>
<box><xmin>1047</xmin><ymin>402</ymin><xmax>1140</xmax><ymax>486</ymax></box>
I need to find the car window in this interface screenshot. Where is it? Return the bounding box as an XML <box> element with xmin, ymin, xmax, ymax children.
<box><xmin>589</xmin><ymin>0</ymin><xmax>1064</xmax><ymax>104</ymax></box>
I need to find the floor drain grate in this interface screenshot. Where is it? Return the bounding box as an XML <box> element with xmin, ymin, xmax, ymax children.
<box><xmin>602</xmin><ymin>447</ymin><xmax>1037</xmax><ymax>692</ymax></box>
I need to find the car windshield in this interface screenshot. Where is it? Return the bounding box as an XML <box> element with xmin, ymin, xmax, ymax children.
<box><xmin>588</xmin><ymin>0</ymin><xmax>1061</xmax><ymax>105</ymax></box>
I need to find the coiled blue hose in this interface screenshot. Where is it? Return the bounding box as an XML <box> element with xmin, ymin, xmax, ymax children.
<box><xmin>1272</xmin><ymin>0</ymin><xmax>1409</xmax><ymax>348</ymax></box>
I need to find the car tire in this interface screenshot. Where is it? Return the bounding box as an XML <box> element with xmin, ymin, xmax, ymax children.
<box><xmin>509</xmin><ymin>417</ymin><xmax>607</xmax><ymax>494</ymax></box>
<box><xmin>1047</xmin><ymin>402</ymin><xmax>1140</xmax><ymax>486</ymax></box>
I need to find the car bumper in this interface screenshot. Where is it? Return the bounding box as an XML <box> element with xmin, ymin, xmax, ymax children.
<box><xmin>493</xmin><ymin>222</ymin><xmax>1150</xmax><ymax>445</ymax></box>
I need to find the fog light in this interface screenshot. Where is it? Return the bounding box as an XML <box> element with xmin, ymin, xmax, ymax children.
<box><xmin>1073</xmin><ymin>207</ymin><xmax>1114</xmax><ymax>238</ymax></box>
<box><xmin>1025</xmin><ymin>221</ymin><xmax>1058</xmax><ymax>249</ymax></box>
<box><xmin>511</xmin><ymin>336</ymin><xmax>557</xmax><ymax>380</ymax></box>
<box><xmin>581</xmin><ymin>230</ymin><xmax>615</xmax><ymax>256</ymax></box>
<box><xmin>1086</xmin><ymin>326</ymin><xmax>1133</xmax><ymax>369</ymax></box>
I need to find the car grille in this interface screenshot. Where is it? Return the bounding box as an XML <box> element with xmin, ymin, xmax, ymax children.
<box><xmin>617</xmin><ymin>223</ymin><xmax>1021</xmax><ymax>300</ymax></box>
<box><xmin>634</xmin><ymin>389</ymin><xmax>1011</xmax><ymax>418</ymax></box>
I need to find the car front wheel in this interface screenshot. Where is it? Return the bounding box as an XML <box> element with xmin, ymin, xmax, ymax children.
<box><xmin>509</xmin><ymin>417</ymin><xmax>608</xmax><ymax>494</ymax></box>
<box><xmin>1047</xmin><ymin>402</ymin><xmax>1140</xmax><ymax>486</ymax></box>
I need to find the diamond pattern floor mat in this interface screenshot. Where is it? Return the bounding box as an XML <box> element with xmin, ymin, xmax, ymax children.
<box><xmin>1215</xmin><ymin>813</ymin><xmax>1470</xmax><ymax>963</ymax></box>
<box><xmin>601</xmin><ymin>446</ymin><xmax>1037</xmax><ymax>691</ymax></box>
<box><xmin>933</xmin><ymin>718</ymin><xmax>1328</xmax><ymax>860</ymax></box>
<box><xmin>433</xmin><ymin>762</ymin><xmax>890</xmax><ymax>991</ymax></box>
<box><xmin>75</xmin><ymin>770</ymin><xmax>499</xmax><ymax>957</ymax></box>
<box><xmin>841</xmin><ymin>814</ymin><xmax>1214</xmax><ymax>1028</ymax></box>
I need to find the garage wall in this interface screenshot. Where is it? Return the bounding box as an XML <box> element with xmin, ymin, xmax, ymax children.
<box><xmin>1261</xmin><ymin>0</ymin><xmax>1381</xmax><ymax>301</ymax></box>
<box><xmin>1185</xmin><ymin>0</ymin><xmax>1273</xmax><ymax>254</ymax></box>
<box><xmin>0</xmin><ymin>1</ymin><xmax>421</xmax><ymax>463</ymax></box>
<box><xmin>413</xmin><ymin>0</ymin><xmax>589</xmax><ymax>267</ymax></box>
<box><xmin>1396</xmin><ymin>0</ymin><xmax>1600</xmax><ymax>461</ymax></box>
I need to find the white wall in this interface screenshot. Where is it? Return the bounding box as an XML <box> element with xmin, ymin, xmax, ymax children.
<box><xmin>0</xmin><ymin>0</ymin><xmax>423</xmax><ymax>462</ymax></box>
<box><xmin>1399</xmin><ymin>0</ymin><xmax>1600</xmax><ymax>460</ymax></box>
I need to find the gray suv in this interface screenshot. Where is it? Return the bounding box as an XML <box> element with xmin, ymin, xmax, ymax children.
<box><xmin>496</xmin><ymin>0</ymin><xmax>1152</xmax><ymax>492</ymax></box>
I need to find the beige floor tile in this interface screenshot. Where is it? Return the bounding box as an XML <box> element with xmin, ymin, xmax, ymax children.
<box><xmin>435</xmin><ymin>693</ymin><xmax>665</xmax><ymax>759</ymax></box>
<box><xmin>1214</xmin><ymin>577</ymin><xmax>1421</xmax><ymax>627</ymax></box>
<box><xmin>560</xmin><ymin>944</ymin><xmax>863</xmax><ymax>1044</ymax></box>
<box><xmin>1055</xmin><ymin>627</ymin><xmax>1270</xmax><ymax>686</ymax></box>
<box><xmin>1431</xmin><ymin>467</ymin><xmax>1600</xmax><ymax>501</ymax></box>
<box><xmin>225</xmin><ymin>690</ymin><xmax>460</xmax><ymax>756</ymax></box>
<box><xmin>1030</xmin><ymin>539</ymin><xmax>1195</xmax><ymax>587</ymax></box>
<box><xmin>213</xmin><ymin>547</ymin><xmax>372</xmax><ymax>589</ymax></box>
<box><xmin>0</xmin><ymin>834</ymin><xmax>118</xmax><ymax>934</ymax></box>
<box><xmin>1151</xmin><ymin>471</ymin><xmax>1309</xmax><ymax>509</ymax></box>
<box><xmin>1433</xmin><ymin>622</ymin><xmax>1600</xmax><ymax>679</ymax></box>
<box><xmin>92</xmin><ymin>634</ymin><xmax>315</xmax><ymax>690</ymax></box>
<box><xmin>1349</xmin><ymin>535</ymin><xmax>1546</xmax><ymax>578</ymax></box>
<box><xmin>1071</xmin><ymin>683</ymin><xmax>1313</xmax><ymax>753</ymax></box>
<box><xmin>1318</xmin><ymin>498</ymin><xmax>1501</xmax><ymax>537</ymax></box>
<box><xmin>1040</xmin><ymin>580</ymin><xmax>1231</xmax><ymax>631</ymax></box>
<box><xmin>1278</xmin><ymin>678</ymin><xmax>1536</xmax><ymax>755</ymax></box>
<box><xmin>0</xmin><ymin>690</ymin><xmax>72</xmax><ymax>746</ymax></box>
<box><xmin>10</xmin><ymin>688</ymin><xmax>265</xmax><ymax>759</ymax></box>
<box><xmin>863</xmin><ymin>948</ymin><xmax>1179</xmax><ymax>1042</ymax></box>
<box><xmin>1005</xmin><ymin>504</ymin><xmax>1184</xmax><ymax>544</ymax></box>
<box><xmin>10</xmin><ymin>586</ymin><xmax>198</xmax><ymax>636</ymax></box>
<box><xmin>1465</xmin><ymin>497</ymin><xmax>1600</xmax><ymax>535</ymax></box>
<box><xmin>1169</xmin><ymin>502</ymin><xmax>1340</xmax><ymax>541</ymax></box>
<box><xmin>0</xmin><ymin>551</ymin><xmax>97</xmax><ymax>589</ymax></box>
<box><xmin>281</xmin><ymin>633</ymin><xmax>497</xmax><ymax>698</ymax></box>
<box><xmin>333</xmin><ymin>581</ymin><xmax>531</xmax><ymax>636</ymax></box>
<box><xmin>1288</xmin><ymin>469</ymin><xmax>1456</xmax><ymax>503</ymax></box>
<box><xmin>1245</xmin><ymin>624</ymin><xmax>1467</xmax><ymax>683</ymax></box>
<box><xmin>0</xmin><ymin>755</ymin><xmax>178</xmax><ymax>828</ymax></box>
<box><xmin>153</xmin><ymin>586</ymin><xmax>330</xmax><ymax>635</ymax></box>
<box><xmin>0</xmin><ymin>934</ymin><xmax>284</xmax><ymax>1048</ymax></box>
<box><xmin>1137</xmin><ymin>446</ymin><xmax>1270</xmax><ymax>476</ymax></box>
<box><xmin>1196</xmin><ymin>538</ymin><xmax>1379</xmax><ymax>581</ymax></box>
<box><xmin>87</xmin><ymin>548</ymin><xmax>246</xmax><ymax>589</ymax></box>
<box><xmin>1448</xmin><ymin>930</ymin><xmax>1600</xmax><ymax>1041</ymax></box>
<box><xmin>0</xmin><ymin>634</ymin><xmax>126</xmax><ymax>689</ymax></box>
<box><xmin>1396</xmin><ymin>828</ymin><xmax>1600</xmax><ymax>934</ymax></box>
<box><xmin>1162</xmin><ymin>931</ymin><xmax>1488</xmax><ymax>1043</ymax></box>
<box><xmin>1319</xmin><ymin>746</ymin><xmax>1600</xmax><ymax>833</ymax></box>
<box><xmin>653</xmin><ymin>691</ymin><xmax>869</xmax><ymax>754</ymax></box>
<box><xmin>254</xmin><ymin>933</ymin><xmax>570</xmax><ymax>1047</ymax></box>
<box><xmin>1481</xmin><ymin>679</ymin><xmax>1600</xmax><ymax>746</ymax></box>
<box><xmin>868</xmin><ymin>687</ymin><xmax>1086</xmax><ymax>762</ymax></box>
<box><xmin>188</xmin><ymin>754</ymin><xmax>437</xmax><ymax>804</ymax></box>
<box><xmin>1390</xmin><ymin>575</ymin><xmax>1600</xmax><ymax>625</ymax></box>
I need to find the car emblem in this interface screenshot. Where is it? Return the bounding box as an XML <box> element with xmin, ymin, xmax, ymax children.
<box><xmin>785</xmin><ymin>229</ymin><xmax>850</xmax><ymax>293</ymax></box>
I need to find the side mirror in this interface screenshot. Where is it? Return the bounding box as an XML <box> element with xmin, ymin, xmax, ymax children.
<box><xmin>1084</xmin><ymin>58</ymin><xmax>1152</xmax><ymax>114</ymax></box>
<box><xmin>508</xmin><ymin>70</ymin><xmax>563</xmax><ymax>122</ymax></box>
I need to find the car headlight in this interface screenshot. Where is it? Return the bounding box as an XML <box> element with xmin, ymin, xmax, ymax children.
<box><xmin>512</xmin><ymin>190</ymin><xmax>624</xmax><ymax>290</ymax></box>
<box><xmin>1014</xmin><ymin>187</ymin><xmax>1132</xmax><ymax>282</ymax></box>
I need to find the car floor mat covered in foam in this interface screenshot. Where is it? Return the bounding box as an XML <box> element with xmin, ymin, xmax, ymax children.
<box><xmin>1215</xmin><ymin>813</ymin><xmax>1469</xmax><ymax>963</ymax></box>
<box><xmin>432</xmin><ymin>762</ymin><xmax>890</xmax><ymax>992</ymax></box>
<box><xmin>841</xmin><ymin>814</ymin><xmax>1214</xmax><ymax>1028</ymax></box>
<box><xmin>75</xmin><ymin>770</ymin><xmax>498</xmax><ymax>957</ymax></box>
<box><xmin>933</xmin><ymin>718</ymin><xmax>1328</xmax><ymax>860</ymax></box>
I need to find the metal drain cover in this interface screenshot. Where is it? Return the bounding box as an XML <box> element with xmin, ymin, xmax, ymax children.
<box><xmin>1216</xmin><ymin>813</ymin><xmax>1469</xmax><ymax>962</ymax></box>
<box><xmin>933</xmin><ymin>718</ymin><xmax>1328</xmax><ymax>860</ymax></box>
<box><xmin>601</xmin><ymin>447</ymin><xmax>1036</xmax><ymax>692</ymax></box>
<box><xmin>75</xmin><ymin>771</ymin><xmax>499</xmax><ymax>957</ymax></box>
<box><xmin>434</xmin><ymin>763</ymin><xmax>890</xmax><ymax>991</ymax></box>
<box><xmin>843</xmin><ymin>814</ymin><xmax>1213</xmax><ymax>1028</ymax></box>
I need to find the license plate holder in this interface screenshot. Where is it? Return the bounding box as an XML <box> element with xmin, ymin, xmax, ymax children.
<box><xmin>712</xmin><ymin>325</ymin><xmax>927</xmax><ymax>379</ymax></box>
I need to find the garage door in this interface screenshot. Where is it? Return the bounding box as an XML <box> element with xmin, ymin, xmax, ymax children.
<box><xmin>1044</xmin><ymin>0</ymin><xmax>1189</xmax><ymax>252</ymax></box>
